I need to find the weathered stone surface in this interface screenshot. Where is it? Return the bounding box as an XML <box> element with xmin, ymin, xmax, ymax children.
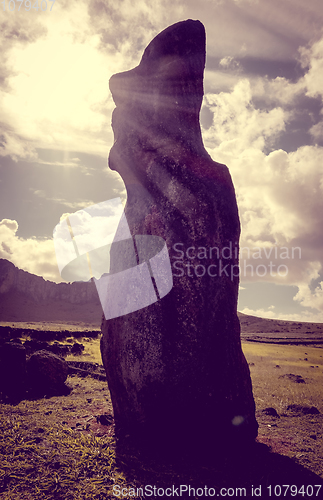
<box><xmin>27</xmin><ymin>350</ymin><xmax>69</xmax><ymax>395</ymax></box>
<box><xmin>101</xmin><ymin>19</ymin><xmax>258</xmax><ymax>456</ymax></box>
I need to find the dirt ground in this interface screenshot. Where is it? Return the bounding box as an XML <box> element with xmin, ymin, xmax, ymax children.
<box><xmin>243</xmin><ymin>342</ymin><xmax>323</xmax><ymax>480</ymax></box>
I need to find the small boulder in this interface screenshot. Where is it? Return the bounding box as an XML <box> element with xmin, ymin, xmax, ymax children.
<box><xmin>279</xmin><ymin>374</ymin><xmax>305</xmax><ymax>384</ymax></box>
<box><xmin>286</xmin><ymin>404</ymin><xmax>320</xmax><ymax>415</ymax></box>
<box><xmin>49</xmin><ymin>342</ymin><xmax>70</xmax><ymax>357</ymax></box>
<box><xmin>261</xmin><ymin>407</ymin><xmax>280</xmax><ymax>418</ymax></box>
<box><xmin>71</xmin><ymin>343</ymin><xmax>84</xmax><ymax>355</ymax></box>
<box><xmin>27</xmin><ymin>350</ymin><xmax>69</xmax><ymax>395</ymax></box>
<box><xmin>96</xmin><ymin>414</ymin><xmax>114</xmax><ymax>426</ymax></box>
<box><xmin>23</xmin><ymin>339</ymin><xmax>49</xmax><ymax>353</ymax></box>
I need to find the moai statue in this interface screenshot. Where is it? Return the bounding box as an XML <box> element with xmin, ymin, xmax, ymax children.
<box><xmin>100</xmin><ymin>19</ymin><xmax>258</xmax><ymax>458</ymax></box>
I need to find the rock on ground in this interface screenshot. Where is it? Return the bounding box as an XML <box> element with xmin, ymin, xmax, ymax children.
<box><xmin>27</xmin><ymin>350</ymin><xmax>69</xmax><ymax>396</ymax></box>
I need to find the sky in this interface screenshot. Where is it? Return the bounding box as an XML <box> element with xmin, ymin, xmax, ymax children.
<box><xmin>1</xmin><ymin>0</ymin><xmax>323</xmax><ymax>322</ymax></box>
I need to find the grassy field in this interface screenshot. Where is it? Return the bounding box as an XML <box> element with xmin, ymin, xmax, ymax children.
<box><xmin>0</xmin><ymin>340</ymin><xmax>323</xmax><ymax>498</ymax></box>
<box><xmin>243</xmin><ymin>342</ymin><xmax>323</xmax><ymax>413</ymax></box>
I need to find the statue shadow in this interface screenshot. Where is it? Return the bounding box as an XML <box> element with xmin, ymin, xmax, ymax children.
<box><xmin>116</xmin><ymin>441</ymin><xmax>323</xmax><ymax>499</ymax></box>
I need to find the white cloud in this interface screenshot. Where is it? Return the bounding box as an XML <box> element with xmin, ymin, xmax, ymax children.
<box><xmin>239</xmin><ymin>34</ymin><xmax>323</xmax><ymax>112</ymax></box>
<box><xmin>209</xmin><ymin>142</ymin><xmax>323</xmax><ymax>291</ymax></box>
<box><xmin>1</xmin><ymin>2</ymin><xmax>323</xmax><ymax>320</ymax></box>
<box><xmin>300</xmin><ymin>37</ymin><xmax>323</xmax><ymax>101</ymax></box>
<box><xmin>0</xmin><ymin>218</ymin><xmax>62</xmax><ymax>282</ymax></box>
<box><xmin>293</xmin><ymin>276</ymin><xmax>323</xmax><ymax>312</ymax></box>
<box><xmin>1</xmin><ymin>0</ymin><xmax>323</xmax><ymax>163</ymax></box>
<box><xmin>278</xmin><ymin>310</ymin><xmax>323</xmax><ymax>322</ymax></box>
<box><xmin>203</xmin><ymin>76</ymin><xmax>323</xmax><ymax>251</ymax></box>
<box><xmin>240</xmin><ymin>307</ymin><xmax>276</xmax><ymax>319</ymax></box>
<box><xmin>309</xmin><ymin>120</ymin><xmax>323</xmax><ymax>142</ymax></box>
<box><xmin>87</xmin><ymin>0</ymin><xmax>184</xmax><ymax>53</ymax></box>
<box><xmin>204</xmin><ymin>69</ymin><xmax>243</xmax><ymax>94</ymax></box>
<box><xmin>0</xmin><ymin>0</ymin><xmax>188</xmax><ymax>161</ymax></box>
<box><xmin>203</xmin><ymin>79</ymin><xmax>287</xmax><ymax>156</ymax></box>
<box><xmin>0</xmin><ymin>129</ymin><xmax>38</xmax><ymax>162</ymax></box>
<box><xmin>109</xmin><ymin>170</ymin><xmax>127</xmax><ymax>203</ymax></box>
<box><xmin>219</xmin><ymin>56</ymin><xmax>241</xmax><ymax>71</ymax></box>
<box><xmin>0</xmin><ymin>0</ymin><xmax>134</xmax><ymax>160</ymax></box>
<box><xmin>0</xmin><ymin>199</ymin><xmax>126</xmax><ymax>283</ymax></box>
<box><xmin>1</xmin><ymin>26</ymin><xmax>115</xmax><ymax>157</ymax></box>
<box><xmin>0</xmin><ymin>219</ymin><xmax>18</xmax><ymax>233</ymax></box>
<box><xmin>240</xmin><ymin>306</ymin><xmax>323</xmax><ymax>323</ymax></box>
<box><xmin>34</xmin><ymin>158</ymin><xmax>81</xmax><ymax>168</ymax></box>
<box><xmin>252</xmin><ymin>76</ymin><xmax>305</xmax><ymax>107</ymax></box>
<box><xmin>31</xmin><ymin>189</ymin><xmax>97</xmax><ymax>211</ymax></box>
<box><xmin>202</xmin><ymin>47</ymin><xmax>323</xmax><ymax>318</ymax></box>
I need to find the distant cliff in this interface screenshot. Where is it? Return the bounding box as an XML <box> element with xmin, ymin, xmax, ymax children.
<box><xmin>0</xmin><ymin>259</ymin><xmax>102</xmax><ymax>324</ymax></box>
<box><xmin>1</xmin><ymin>259</ymin><xmax>322</xmax><ymax>336</ymax></box>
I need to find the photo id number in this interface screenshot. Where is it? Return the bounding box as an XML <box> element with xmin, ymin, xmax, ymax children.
<box><xmin>1</xmin><ymin>0</ymin><xmax>55</xmax><ymax>11</ymax></box>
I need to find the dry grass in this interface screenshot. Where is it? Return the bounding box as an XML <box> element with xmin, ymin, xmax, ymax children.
<box><xmin>1</xmin><ymin>342</ymin><xmax>323</xmax><ymax>499</ymax></box>
<box><xmin>242</xmin><ymin>343</ymin><xmax>323</xmax><ymax>414</ymax></box>
<box><xmin>65</xmin><ymin>338</ymin><xmax>102</xmax><ymax>364</ymax></box>
<box><xmin>242</xmin><ymin>342</ymin><xmax>323</xmax><ymax>478</ymax></box>
<box><xmin>0</xmin><ymin>377</ymin><xmax>127</xmax><ymax>500</ymax></box>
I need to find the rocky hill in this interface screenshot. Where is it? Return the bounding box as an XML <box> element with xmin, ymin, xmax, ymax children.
<box><xmin>239</xmin><ymin>311</ymin><xmax>323</xmax><ymax>343</ymax></box>
<box><xmin>0</xmin><ymin>259</ymin><xmax>102</xmax><ymax>324</ymax></box>
<box><xmin>1</xmin><ymin>259</ymin><xmax>323</xmax><ymax>342</ymax></box>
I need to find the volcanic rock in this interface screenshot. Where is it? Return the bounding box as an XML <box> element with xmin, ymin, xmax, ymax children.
<box><xmin>27</xmin><ymin>350</ymin><xmax>69</xmax><ymax>396</ymax></box>
<box><xmin>71</xmin><ymin>342</ymin><xmax>85</xmax><ymax>355</ymax></box>
<box><xmin>287</xmin><ymin>404</ymin><xmax>320</xmax><ymax>415</ymax></box>
<box><xmin>23</xmin><ymin>339</ymin><xmax>50</xmax><ymax>353</ymax></box>
<box><xmin>261</xmin><ymin>407</ymin><xmax>280</xmax><ymax>418</ymax></box>
<box><xmin>279</xmin><ymin>374</ymin><xmax>306</xmax><ymax>384</ymax></box>
<box><xmin>96</xmin><ymin>414</ymin><xmax>114</xmax><ymax>426</ymax></box>
<box><xmin>101</xmin><ymin>19</ymin><xmax>258</xmax><ymax>458</ymax></box>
